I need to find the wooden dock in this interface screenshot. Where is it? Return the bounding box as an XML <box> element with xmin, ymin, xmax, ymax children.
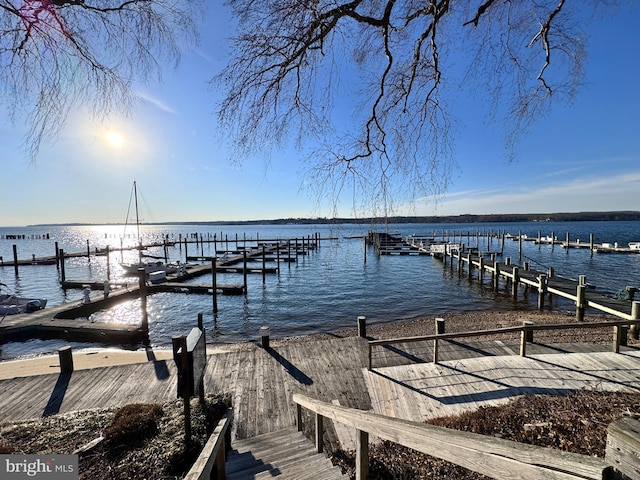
<box><xmin>372</xmin><ymin>232</ymin><xmax>640</xmax><ymax>323</ymax></box>
<box><xmin>0</xmin><ymin>238</ymin><xmax>320</xmax><ymax>345</ymax></box>
<box><xmin>1</xmin><ymin>333</ymin><xmax>639</xmax><ymax>457</ymax></box>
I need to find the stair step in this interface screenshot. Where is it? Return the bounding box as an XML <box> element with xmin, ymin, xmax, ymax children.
<box><xmin>227</xmin><ymin>428</ymin><xmax>347</xmax><ymax>479</ymax></box>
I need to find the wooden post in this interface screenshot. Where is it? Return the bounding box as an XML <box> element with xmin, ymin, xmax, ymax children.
<box><xmin>433</xmin><ymin>318</ymin><xmax>445</xmax><ymax>364</ymax></box>
<box><xmin>356</xmin><ymin>429</ymin><xmax>369</xmax><ymax>480</ymax></box>
<box><xmin>524</xmin><ymin>320</ymin><xmax>534</xmax><ymax>343</ymax></box>
<box><xmin>478</xmin><ymin>256</ymin><xmax>484</xmax><ymax>284</ymax></box>
<box><xmin>537</xmin><ymin>274</ymin><xmax>547</xmax><ymax>310</ymax></box>
<box><xmin>184</xmin><ymin>237</ymin><xmax>188</xmax><ymax>262</ymax></box>
<box><xmin>276</xmin><ymin>243</ymin><xmax>281</xmax><ymax>274</ymax></box>
<box><xmin>86</xmin><ymin>239</ymin><xmax>90</xmax><ymax>261</ymax></box>
<box><xmin>178</xmin><ymin>335</ymin><xmax>192</xmax><ymax>443</ymax></box>
<box><xmin>606</xmin><ymin>416</ymin><xmax>640</xmax><ymax>480</ymax></box>
<box><xmin>565</xmin><ymin>232</ymin><xmax>570</xmax><ymax>253</ymax></box>
<box><xmin>106</xmin><ymin>246</ymin><xmax>111</xmax><ymax>281</ymax></box>
<box><xmin>467</xmin><ymin>253</ymin><xmax>473</xmax><ymax>280</ymax></box>
<box><xmin>512</xmin><ymin>266</ymin><xmax>519</xmax><ymax>298</ymax></box>
<box><xmin>60</xmin><ymin>248</ymin><xmax>66</xmax><ymax>283</ymax></box>
<box><xmin>620</xmin><ymin>326</ymin><xmax>629</xmax><ymax>350</ymax></box>
<box><xmin>243</xmin><ymin>250</ymin><xmax>248</xmax><ymax>294</ymax></box>
<box><xmin>212</xmin><ymin>258</ymin><xmax>218</xmax><ymax>314</ymax></box>
<box><xmin>519</xmin><ymin>321</ymin><xmax>534</xmax><ymax>357</ymax></box>
<box><xmin>139</xmin><ymin>268</ymin><xmax>149</xmax><ymax>332</ymax></box>
<box><xmin>576</xmin><ymin>284</ymin><xmax>586</xmax><ymax>321</ymax></box>
<box><xmin>630</xmin><ymin>302</ymin><xmax>640</xmax><ymax>340</ymax></box>
<box><xmin>364</xmin><ymin>236</ymin><xmax>367</xmax><ymax>264</ymax></box>
<box><xmin>262</xmin><ymin>244</ymin><xmax>266</xmax><ymax>284</ymax></box>
<box><xmin>518</xmin><ymin>230</ymin><xmax>522</xmax><ymax>261</ymax></box>
<box><xmin>493</xmin><ymin>261</ymin><xmax>500</xmax><ymax>291</ymax></box>
<box><xmin>315</xmin><ymin>413</ymin><xmax>323</xmax><ymax>453</ymax></box>
<box><xmin>613</xmin><ymin>325</ymin><xmax>623</xmax><ymax>353</ymax></box>
<box><xmin>58</xmin><ymin>346</ymin><xmax>74</xmax><ymax>373</ymax></box>
<box><xmin>590</xmin><ymin>233</ymin><xmax>594</xmax><ymax>258</ymax></box>
<box><xmin>357</xmin><ymin>316</ymin><xmax>367</xmax><ymax>338</ymax></box>
<box><xmin>296</xmin><ymin>404</ymin><xmax>303</xmax><ymax>431</ymax></box>
<box><xmin>12</xmin><ymin>244</ymin><xmax>18</xmax><ymax>276</ymax></box>
<box><xmin>260</xmin><ymin>326</ymin><xmax>270</xmax><ymax>349</ymax></box>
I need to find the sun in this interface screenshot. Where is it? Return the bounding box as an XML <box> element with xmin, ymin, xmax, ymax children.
<box><xmin>104</xmin><ymin>131</ymin><xmax>124</xmax><ymax>148</ymax></box>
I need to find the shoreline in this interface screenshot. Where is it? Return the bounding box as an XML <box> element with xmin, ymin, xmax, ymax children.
<box><xmin>0</xmin><ymin>309</ymin><xmax>630</xmax><ymax>380</ymax></box>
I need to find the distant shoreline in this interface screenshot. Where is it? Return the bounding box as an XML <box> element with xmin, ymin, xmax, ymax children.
<box><xmin>24</xmin><ymin>210</ymin><xmax>640</xmax><ymax>228</ymax></box>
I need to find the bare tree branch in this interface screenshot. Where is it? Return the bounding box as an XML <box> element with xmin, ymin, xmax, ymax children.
<box><xmin>0</xmin><ymin>0</ymin><xmax>201</xmax><ymax>160</ymax></box>
<box><xmin>216</xmin><ymin>0</ymin><xmax>611</xmax><ymax>216</ymax></box>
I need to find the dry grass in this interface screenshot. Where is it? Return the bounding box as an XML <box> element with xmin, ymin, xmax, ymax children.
<box><xmin>332</xmin><ymin>390</ymin><xmax>640</xmax><ymax>479</ymax></box>
<box><xmin>0</xmin><ymin>394</ymin><xmax>230</xmax><ymax>480</ymax></box>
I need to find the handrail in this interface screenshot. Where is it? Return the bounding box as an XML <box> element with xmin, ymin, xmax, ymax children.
<box><xmin>293</xmin><ymin>394</ymin><xmax>609</xmax><ymax>480</ymax></box>
<box><xmin>184</xmin><ymin>410</ymin><xmax>231</xmax><ymax>480</ymax></box>
<box><xmin>368</xmin><ymin>319</ymin><xmax>640</xmax><ymax>369</ymax></box>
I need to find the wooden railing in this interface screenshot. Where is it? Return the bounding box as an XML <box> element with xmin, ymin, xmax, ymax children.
<box><xmin>293</xmin><ymin>393</ymin><xmax>613</xmax><ymax>480</ymax></box>
<box><xmin>367</xmin><ymin>319</ymin><xmax>640</xmax><ymax>370</ymax></box>
<box><xmin>184</xmin><ymin>410</ymin><xmax>232</xmax><ymax>480</ymax></box>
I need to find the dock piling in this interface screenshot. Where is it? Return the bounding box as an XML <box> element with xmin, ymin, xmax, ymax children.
<box><xmin>139</xmin><ymin>268</ymin><xmax>149</xmax><ymax>334</ymax></box>
<box><xmin>358</xmin><ymin>316</ymin><xmax>367</xmax><ymax>338</ymax></box>
<box><xmin>12</xmin><ymin>245</ymin><xmax>18</xmax><ymax>276</ymax></box>
<box><xmin>212</xmin><ymin>258</ymin><xmax>218</xmax><ymax>314</ymax></box>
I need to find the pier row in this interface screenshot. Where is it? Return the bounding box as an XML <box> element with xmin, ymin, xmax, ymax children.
<box><xmin>368</xmin><ymin>232</ymin><xmax>640</xmax><ymax>328</ymax></box>
<box><xmin>0</xmin><ymin>236</ymin><xmax>323</xmax><ymax>345</ymax></box>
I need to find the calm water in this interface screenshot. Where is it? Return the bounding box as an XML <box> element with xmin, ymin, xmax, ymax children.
<box><xmin>1</xmin><ymin>221</ymin><xmax>639</xmax><ymax>360</ymax></box>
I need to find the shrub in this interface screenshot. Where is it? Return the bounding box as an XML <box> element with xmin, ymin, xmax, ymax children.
<box><xmin>103</xmin><ymin>403</ymin><xmax>163</xmax><ymax>448</ymax></box>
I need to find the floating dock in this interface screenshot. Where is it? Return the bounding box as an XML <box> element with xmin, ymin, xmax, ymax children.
<box><xmin>0</xmin><ymin>237</ymin><xmax>321</xmax><ymax>345</ymax></box>
<box><xmin>371</xmin><ymin>232</ymin><xmax>640</xmax><ymax>323</ymax></box>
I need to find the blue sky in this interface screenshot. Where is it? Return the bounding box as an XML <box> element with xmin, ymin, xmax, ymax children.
<box><xmin>1</xmin><ymin>3</ymin><xmax>639</xmax><ymax>227</ymax></box>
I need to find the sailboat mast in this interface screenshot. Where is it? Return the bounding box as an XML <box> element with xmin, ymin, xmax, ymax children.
<box><xmin>134</xmin><ymin>180</ymin><xmax>142</xmax><ymax>262</ymax></box>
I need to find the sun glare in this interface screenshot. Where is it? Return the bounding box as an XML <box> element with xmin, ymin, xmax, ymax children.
<box><xmin>104</xmin><ymin>131</ymin><xmax>124</xmax><ymax>148</ymax></box>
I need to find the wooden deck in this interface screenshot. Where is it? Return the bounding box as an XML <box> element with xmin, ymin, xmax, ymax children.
<box><xmin>1</xmin><ymin>336</ymin><xmax>639</xmax><ymax>454</ymax></box>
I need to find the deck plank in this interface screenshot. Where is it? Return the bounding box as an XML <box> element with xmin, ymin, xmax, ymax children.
<box><xmin>1</xmin><ymin>337</ymin><xmax>639</xmax><ymax>457</ymax></box>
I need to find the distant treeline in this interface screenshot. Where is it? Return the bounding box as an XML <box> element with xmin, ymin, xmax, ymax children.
<box><xmin>30</xmin><ymin>211</ymin><xmax>640</xmax><ymax>228</ymax></box>
<box><xmin>168</xmin><ymin>211</ymin><xmax>640</xmax><ymax>225</ymax></box>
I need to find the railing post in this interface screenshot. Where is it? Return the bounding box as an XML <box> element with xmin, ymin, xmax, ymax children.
<box><xmin>296</xmin><ymin>403</ymin><xmax>303</xmax><ymax>432</ymax></box>
<box><xmin>434</xmin><ymin>318</ymin><xmax>445</xmax><ymax>364</ymax></box>
<box><xmin>315</xmin><ymin>413</ymin><xmax>324</xmax><ymax>453</ymax></box>
<box><xmin>576</xmin><ymin>284</ymin><xmax>586</xmax><ymax>321</ymax></box>
<box><xmin>356</xmin><ymin>429</ymin><xmax>369</xmax><ymax>480</ymax></box>
<box><xmin>631</xmin><ymin>302</ymin><xmax>640</xmax><ymax>339</ymax></box>
<box><xmin>613</xmin><ymin>325</ymin><xmax>623</xmax><ymax>354</ymax></box>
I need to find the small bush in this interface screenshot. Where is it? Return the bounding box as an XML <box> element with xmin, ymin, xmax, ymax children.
<box><xmin>103</xmin><ymin>403</ymin><xmax>163</xmax><ymax>447</ymax></box>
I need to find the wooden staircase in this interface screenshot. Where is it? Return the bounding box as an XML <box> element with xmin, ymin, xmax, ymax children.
<box><xmin>226</xmin><ymin>427</ymin><xmax>347</xmax><ymax>479</ymax></box>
